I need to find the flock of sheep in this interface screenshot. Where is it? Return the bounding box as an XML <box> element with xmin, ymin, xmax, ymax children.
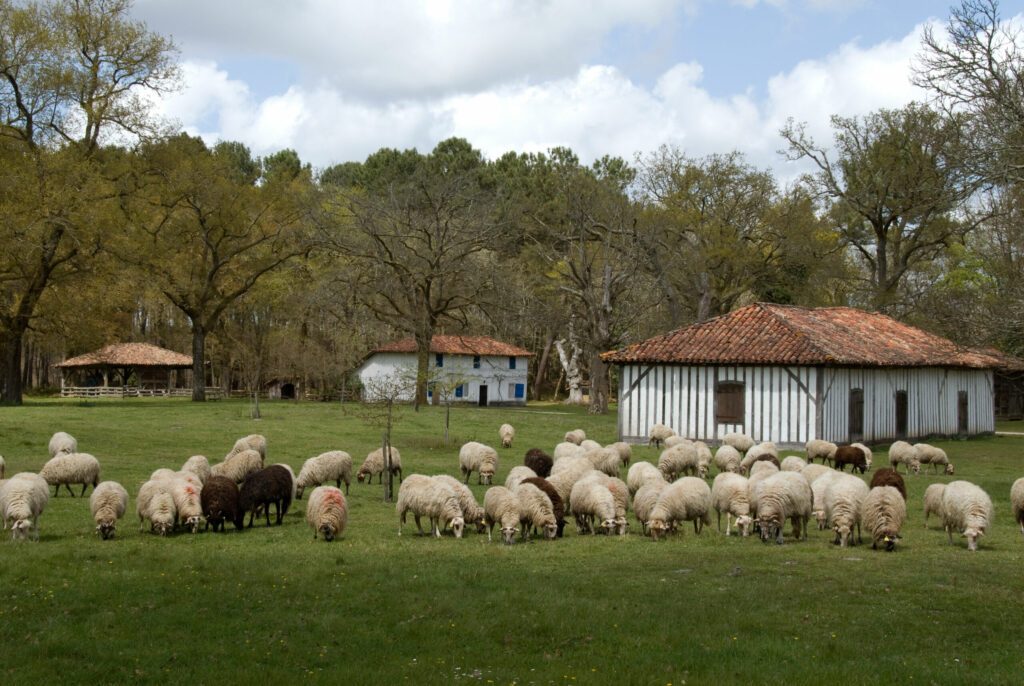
<box><xmin>2</xmin><ymin>421</ymin><xmax>1023</xmax><ymax>553</ymax></box>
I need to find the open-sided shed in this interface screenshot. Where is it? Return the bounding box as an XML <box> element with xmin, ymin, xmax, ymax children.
<box><xmin>56</xmin><ymin>343</ymin><xmax>192</xmax><ymax>397</ymax></box>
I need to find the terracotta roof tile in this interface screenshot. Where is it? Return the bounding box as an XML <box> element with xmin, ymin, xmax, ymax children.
<box><xmin>374</xmin><ymin>335</ymin><xmax>532</xmax><ymax>357</ymax></box>
<box><xmin>56</xmin><ymin>343</ymin><xmax>192</xmax><ymax>369</ymax></box>
<box><xmin>602</xmin><ymin>303</ymin><xmax>1012</xmax><ymax>369</ymax></box>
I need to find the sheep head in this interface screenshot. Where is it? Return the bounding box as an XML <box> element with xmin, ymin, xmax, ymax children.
<box><xmin>319</xmin><ymin>523</ymin><xmax>336</xmax><ymax>541</ymax></box>
<box><xmin>615</xmin><ymin>517</ymin><xmax>629</xmax><ymax>536</ymax></box>
<box><xmin>910</xmin><ymin>461</ymin><xmax>921</xmax><ymax>475</ymax></box>
<box><xmin>697</xmin><ymin>464</ymin><xmax>709</xmax><ymax>479</ymax></box>
<box><xmin>735</xmin><ymin>515</ymin><xmax>752</xmax><ymax>537</ymax></box>
<box><xmin>815</xmin><ymin>510</ymin><xmax>827</xmax><ymax>530</ymax></box>
<box><xmin>500</xmin><ymin>525</ymin><xmax>517</xmax><ymax>545</ymax></box>
<box><xmin>11</xmin><ymin>519</ymin><xmax>31</xmax><ymax>541</ymax></box>
<box><xmin>833</xmin><ymin>523</ymin><xmax>851</xmax><ymax>547</ymax></box>
<box><xmin>356</xmin><ymin>470</ymin><xmax>369</xmax><ymax>483</ymax></box>
<box><xmin>295</xmin><ymin>485</ymin><xmax>306</xmax><ymax>499</ymax></box>
<box><xmin>648</xmin><ymin>519</ymin><xmax>670</xmax><ymax>540</ymax></box>
<box><xmin>963</xmin><ymin>527</ymin><xmax>984</xmax><ymax>551</ymax></box>
<box><xmin>450</xmin><ymin>516</ymin><xmax>465</xmax><ymax>539</ymax></box>
<box><xmin>153</xmin><ymin>521</ymin><xmax>173</xmax><ymax>536</ymax></box>
<box><xmin>600</xmin><ymin>518</ymin><xmax>616</xmax><ymax>536</ymax></box>
<box><xmin>96</xmin><ymin>520</ymin><xmax>116</xmax><ymax>540</ymax></box>
<box><xmin>480</xmin><ymin>469</ymin><xmax>495</xmax><ymax>485</ymax></box>
<box><xmin>185</xmin><ymin>515</ymin><xmax>202</xmax><ymax>533</ymax></box>
<box><xmin>758</xmin><ymin>515</ymin><xmax>783</xmax><ymax>544</ymax></box>
<box><xmin>473</xmin><ymin>516</ymin><xmax>487</xmax><ymax>534</ymax></box>
<box><xmin>945</xmin><ymin>464</ymin><xmax>955</xmax><ymax>475</ymax></box>
<box><xmin>543</xmin><ymin>522</ymin><xmax>558</xmax><ymax>539</ymax></box>
<box><xmin>502</xmin><ymin>438</ymin><xmax>512</xmax><ymax>448</ymax></box>
<box><xmin>880</xmin><ymin>533</ymin><xmax>901</xmax><ymax>552</ymax></box>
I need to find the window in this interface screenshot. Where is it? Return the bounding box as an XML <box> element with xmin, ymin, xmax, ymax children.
<box><xmin>455</xmin><ymin>384</ymin><xmax>464</xmax><ymax>399</ymax></box>
<box><xmin>509</xmin><ymin>356</ymin><xmax>516</xmax><ymax>370</ymax></box>
<box><xmin>435</xmin><ymin>353</ymin><xmax>443</xmax><ymax>368</ymax></box>
<box><xmin>514</xmin><ymin>383</ymin><xmax>525</xmax><ymax>399</ymax></box>
<box><xmin>715</xmin><ymin>382</ymin><xmax>745</xmax><ymax>424</ymax></box>
<box><xmin>473</xmin><ymin>355</ymin><xmax>480</xmax><ymax>369</ymax></box>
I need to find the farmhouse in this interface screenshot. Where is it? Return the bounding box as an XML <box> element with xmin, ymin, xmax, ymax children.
<box><xmin>356</xmin><ymin>335</ymin><xmax>531</xmax><ymax>406</ymax></box>
<box><xmin>602</xmin><ymin>303</ymin><xmax>1009</xmax><ymax>447</ymax></box>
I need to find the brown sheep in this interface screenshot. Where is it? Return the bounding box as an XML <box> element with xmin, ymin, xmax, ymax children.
<box><xmin>834</xmin><ymin>446</ymin><xmax>867</xmax><ymax>474</ymax></box>
<box><xmin>524</xmin><ymin>449</ymin><xmax>553</xmax><ymax>478</ymax></box>
<box><xmin>869</xmin><ymin>468</ymin><xmax>907</xmax><ymax>501</ymax></box>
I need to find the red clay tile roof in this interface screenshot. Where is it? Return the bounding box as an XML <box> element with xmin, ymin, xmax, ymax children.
<box><xmin>602</xmin><ymin>303</ymin><xmax>1012</xmax><ymax>369</ymax></box>
<box><xmin>373</xmin><ymin>335</ymin><xmax>532</xmax><ymax>357</ymax></box>
<box><xmin>56</xmin><ymin>343</ymin><xmax>192</xmax><ymax>369</ymax></box>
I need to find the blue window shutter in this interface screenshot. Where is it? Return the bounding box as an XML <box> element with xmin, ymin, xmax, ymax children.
<box><xmin>455</xmin><ymin>384</ymin><xmax>464</xmax><ymax>398</ymax></box>
<box><xmin>435</xmin><ymin>353</ymin><xmax>443</xmax><ymax>367</ymax></box>
<box><xmin>473</xmin><ymin>355</ymin><xmax>480</xmax><ymax>369</ymax></box>
<box><xmin>515</xmin><ymin>383</ymin><xmax>524</xmax><ymax>399</ymax></box>
<box><xmin>509</xmin><ymin>356</ymin><xmax>516</xmax><ymax>369</ymax></box>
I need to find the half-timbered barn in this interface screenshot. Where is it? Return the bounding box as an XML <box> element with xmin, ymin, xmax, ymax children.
<box><xmin>602</xmin><ymin>303</ymin><xmax>1005</xmax><ymax>447</ymax></box>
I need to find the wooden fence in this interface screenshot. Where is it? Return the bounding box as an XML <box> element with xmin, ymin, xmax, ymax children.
<box><xmin>60</xmin><ymin>386</ymin><xmax>224</xmax><ymax>399</ymax></box>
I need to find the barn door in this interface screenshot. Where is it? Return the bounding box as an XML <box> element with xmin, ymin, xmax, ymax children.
<box><xmin>958</xmin><ymin>391</ymin><xmax>969</xmax><ymax>435</ymax></box>
<box><xmin>895</xmin><ymin>390</ymin><xmax>908</xmax><ymax>438</ymax></box>
<box><xmin>849</xmin><ymin>388</ymin><xmax>864</xmax><ymax>442</ymax></box>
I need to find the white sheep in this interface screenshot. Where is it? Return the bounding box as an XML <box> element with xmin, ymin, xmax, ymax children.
<box><xmin>151</xmin><ymin>474</ymin><xmax>203</xmax><ymax>533</ymax></box>
<box><xmin>647</xmin><ymin>423</ymin><xmax>676</xmax><ymax>448</ymax></box>
<box><xmin>862</xmin><ymin>486</ymin><xmax>907</xmax><ymax>551</ymax></box>
<box><xmin>505</xmin><ymin>465</ymin><xmax>538</xmax><ymax>491</ymax></box>
<box><xmin>563</xmin><ymin>429</ymin><xmax>586</xmax><ymax>445</ymax></box>
<box><xmin>432</xmin><ymin>474</ymin><xmax>486</xmax><ymax>533</ymax></box>
<box><xmin>226</xmin><ymin>434</ymin><xmax>267</xmax><ymax>462</ymax></box>
<box><xmin>553</xmin><ymin>441</ymin><xmax>584</xmax><ymax>460</ymax></box>
<box><xmin>396</xmin><ymin>474</ymin><xmax>465</xmax><ymax>538</ymax></box>
<box><xmin>923</xmin><ymin>483</ymin><xmax>947</xmax><ymax>528</ymax></box>
<box><xmin>1011</xmin><ymin>478</ymin><xmax>1024</xmax><ymax>536</ymax></box>
<box><xmin>746</xmin><ymin>462</ymin><xmax>780</xmax><ymax>520</ymax></box>
<box><xmin>633</xmin><ymin>480</ymin><xmax>668</xmax><ymax>535</ymax></box>
<box><xmin>48</xmin><ymin>431</ymin><xmax>78</xmax><ymax>458</ymax></box>
<box><xmin>722</xmin><ymin>432</ymin><xmax>754</xmax><ymax>454</ymax></box>
<box><xmin>646</xmin><ymin>477</ymin><xmax>711</xmax><ymax>540</ymax></box>
<box><xmin>713</xmin><ymin>445</ymin><xmax>742</xmax><ymax>474</ymax></box>
<box><xmin>658</xmin><ymin>443</ymin><xmax>703</xmax><ymax>481</ymax></box>
<box><xmin>306</xmin><ymin>486</ymin><xmax>348</xmax><ymax>541</ymax></box>
<box><xmin>483</xmin><ymin>485</ymin><xmax>520</xmax><ymax>544</ymax></box>
<box><xmin>579</xmin><ymin>439</ymin><xmax>602</xmax><ymax>452</ymax></box>
<box><xmin>210</xmin><ymin>449</ymin><xmax>263</xmax><ymax>484</ymax></box>
<box><xmin>940</xmin><ymin>480</ymin><xmax>993</xmax><ymax>551</ymax></box>
<box><xmin>150</xmin><ymin>468</ymin><xmax>178</xmax><ymax>481</ymax></box>
<box><xmin>275</xmin><ymin>462</ymin><xmax>298</xmax><ymax>503</ymax></box>
<box><xmin>851</xmin><ymin>443</ymin><xmax>873</xmax><ymax>470</ymax></box>
<box><xmin>800</xmin><ymin>463</ymin><xmax>830</xmax><ymax>486</ymax></box>
<box><xmin>499</xmin><ymin>423</ymin><xmax>515</xmax><ymax>449</ymax></box>
<box><xmin>607</xmin><ymin>442</ymin><xmax>632</xmax><ymax>467</ymax></box>
<box><xmin>584</xmin><ymin>447</ymin><xmax>625</xmax><ymax>477</ymax></box>
<box><xmin>823</xmin><ymin>474</ymin><xmax>869</xmax><ymax>547</ymax></box>
<box><xmin>805</xmin><ymin>439</ymin><xmax>838</xmax><ymax>466</ymax></box>
<box><xmin>39</xmin><ymin>452</ymin><xmax>100</xmax><ymax>497</ymax></box>
<box><xmin>90</xmin><ymin>481</ymin><xmax>128</xmax><ymax>540</ymax></box>
<box><xmin>136</xmin><ymin>480</ymin><xmax>177</xmax><ymax>536</ymax></box>
<box><xmin>780</xmin><ymin>456</ymin><xmax>807</xmax><ymax>472</ymax></box>
<box><xmin>547</xmin><ymin>456</ymin><xmax>595</xmax><ymax>505</ymax></box>
<box><xmin>0</xmin><ymin>473</ymin><xmax>49</xmax><ymax>540</ymax></box>
<box><xmin>295</xmin><ymin>451</ymin><xmax>352</xmax><ymax>498</ymax></box>
<box><xmin>459</xmin><ymin>441</ymin><xmax>499</xmax><ymax>485</ymax></box>
<box><xmin>711</xmin><ymin>472</ymin><xmax>752</xmax><ymax>536</ymax></box>
<box><xmin>357</xmin><ymin>447</ymin><xmax>403</xmax><ymax>484</ymax></box>
<box><xmin>569</xmin><ymin>479</ymin><xmax>617</xmax><ymax>535</ymax></box>
<box><xmin>627</xmin><ymin>461</ymin><xmax>665</xmax><ymax>495</ymax></box>
<box><xmin>811</xmin><ymin>469</ymin><xmax>842</xmax><ymax>530</ymax></box>
<box><xmin>514</xmin><ymin>482</ymin><xmax>557</xmax><ymax>540</ymax></box>
<box><xmin>888</xmin><ymin>441</ymin><xmax>921</xmax><ymax>475</ymax></box>
<box><xmin>663</xmin><ymin>435</ymin><xmax>691</xmax><ymax>449</ymax></box>
<box><xmin>575</xmin><ymin>471</ymin><xmax>630</xmax><ymax>534</ymax></box>
<box><xmin>740</xmin><ymin>444</ymin><xmax>778</xmax><ymax>475</ymax></box>
<box><xmin>914</xmin><ymin>443</ymin><xmax>954</xmax><ymax>475</ymax></box>
<box><xmin>755</xmin><ymin>472</ymin><xmax>813</xmax><ymax>544</ymax></box>
<box><xmin>181</xmin><ymin>455</ymin><xmax>211</xmax><ymax>485</ymax></box>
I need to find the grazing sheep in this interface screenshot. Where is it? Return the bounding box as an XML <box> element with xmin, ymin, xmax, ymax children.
<box><xmin>713</xmin><ymin>445</ymin><xmax>742</xmax><ymax>474</ymax></box>
<box><xmin>740</xmin><ymin>444</ymin><xmax>780</xmax><ymax>475</ymax></box>
<box><xmin>200</xmin><ymin>476</ymin><xmax>244</xmax><ymax>532</ymax></box>
<box><xmin>459</xmin><ymin>441</ymin><xmax>499</xmax><ymax>485</ymax></box>
<box><xmin>800</xmin><ymin>463</ymin><xmax>830</xmax><ymax>486</ymax></box>
<box><xmin>914</xmin><ymin>443</ymin><xmax>954</xmax><ymax>475</ymax></box>
<box><xmin>483</xmin><ymin>485</ymin><xmax>520</xmax><ymax>544</ymax></box>
<box><xmin>824</xmin><ymin>474</ymin><xmax>870</xmax><ymax>547</ymax></box>
<box><xmin>722</xmin><ymin>432</ymin><xmax>754</xmax><ymax>454</ymax></box>
<box><xmin>746</xmin><ymin>462</ymin><xmax>780</xmax><ymax>520</ymax></box>
<box><xmin>711</xmin><ymin>472</ymin><xmax>752</xmax><ymax>536</ymax></box>
<box><xmin>633</xmin><ymin>480</ymin><xmax>668</xmax><ymax>535</ymax></box>
<box><xmin>39</xmin><ymin>452</ymin><xmax>100</xmax><ymax>497</ymax></box>
<box><xmin>0</xmin><ymin>473</ymin><xmax>49</xmax><ymax>541</ymax></box>
<box><xmin>553</xmin><ymin>442</ymin><xmax>584</xmax><ymax>460</ymax></box>
<box><xmin>833</xmin><ymin>445</ymin><xmax>867</xmax><ymax>474</ymax></box>
<box><xmin>296</xmin><ymin>451</ymin><xmax>352</xmax><ymax>498</ymax></box>
<box><xmin>869</xmin><ymin>468</ymin><xmax>907</xmax><ymax>501</ymax></box>
<box><xmin>357</xmin><ymin>447</ymin><xmax>403</xmax><ymax>484</ymax></box>
<box><xmin>663</xmin><ymin>435</ymin><xmax>691</xmax><ymax>449</ymax></box>
<box><xmin>607</xmin><ymin>442</ymin><xmax>632</xmax><ymax>467</ymax></box>
<box><xmin>805</xmin><ymin>439</ymin><xmax>838</xmax><ymax>466</ymax></box>
<box><xmin>150</xmin><ymin>468</ymin><xmax>177</xmax><ymax>482</ymax></box>
<box><xmin>658</xmin><ymin>443</ymin><xmax>703</xmax><ymax>481</ymax></box>
<box><xmin>48</xmin><ymin>431</ymin><xmax>77</xmax><ymax>458</ymax></box>
<box><xmin>520</xmin><ymin>477</ymin><xmax>566</xmax><ymax>538</ymax></box>
<box><xmin>547</xmin><ymin>456</ymin><xmax>595</xmax><ymax>506</ymax></box>
<box><xmin>575</xmin><ymin>471</ymin><xmax>630</xmax><ymax>535</ymax></box>
<box><xmin>585</xmin><ymin>447</ymin><xmax>625</xmax><ymax>477</ymax></box>
<box><xmin>239</xmin><ymin>465</ymin><xmax>293</xmax><ymax>527</ymax></box>
<box><xmin>646</xmin><ymin>477</ymin><xmax>712</xmax><ymax>540</ymax></box>
<box><xmin>780</xmin><ymin>456</ymin><xmax>807</xmax><ymax>473</ymax></box>
<box><xmin>563</xmin><ymin>429</ymin><xmax>586</xmax><ymax>445</ymax></box>
<box><xmin>862</xmin><ymin>486</ymin><xmax>907</xmax><ymax>551</ymax></box>
<box><xmin>306</xmin><ymin>486</ymin><xmax>348</xmax><ymax>542</ymax></box>
<box><xmin>579</xmin><ymin>439</ymin><xmax>602</xmax><ymax>452</ymax></box>
<box><xmin>499</xmin><ymin>424</ymin><xmax>515</xmax><ymax>449</ymax></box>
<box><xmin>811</xmin><ymin>469</ymin><xmax>842</xmax><ymax>530</ymax></box>
<box><xmin>889</xmin><ymin>441</ymin><xmax>921</xmax><ymax>475</ymax></box>
<box><xmin>505</xmin><ymin>465</ymin><xmax>538</xmax><ymax>491</ymax></box>
<box><xmin>941</xmin><ymin>480</ymin><xmax>993</xmax><ymax>551</ymax></box>
<box><xmin>523</xmin><ymin>448</ymin><xmax>553</xmax><ymax>478</ymax></box>
<box><xmin>432</xmin><ymin>474</ymin><xmax>486</xmax><ymax>533</ymax></box>
<box><xmin>627</xmin><ymin>461</ymin><xmax>665</xmax><ymax>495</ymax></box>
<box><xmin>1011</xmin><ymin>478</ymin><xmax>1024</xmax><ymax>536</ymax></box>
<box><xmin>569</xmin><ymin>479</ymin><xmax>617</xmax><ymax>535</ymax></box>
<box><xmin>137</xmin><ymin>480</ymin><xmax>177</xmax><ymax>536</ymax></box>
<box><xmin>226</xmin><ymin>434</ymin><xmax>267</xmax><ymax>463</ymax></box>
<box><xmin>851</xmin><ymin>443</ymin><xmax>873</xmax><ymax>470</ymax></box>
<box><xmin>514</xmin><ymin>482</ymin><xmax>558</xmax><ymax>540</ymax></box>
<box><xmin>181</xmin><ymin>455</ymin><xmax>211</xmax><ymax>485</ymax></box>
<box><xmin>90</xmin><ymin>481</ymin><xmax>128</xmax><ymax>540</ymax></box>
<box><xmin>210</xmin><ymin>449</ymin><xmax>263</xmax><ymax>484</ymax></box>
<box><xmin>923</xmin><ymin>483</ymin><xmax>947</xmax><ymax>529</ymax></box>
<box><xmin>396</xmin><ymin>475</ymin><xmax>465</xmax><ymax>538</ymax></box>
<box><xmin>156</xmin><ymin>475</ymin><xmax>204</xmax><ymax>533</ymax></box>
<box><xmin>647</xmin><ymin>423</ymin><xmax>676</xmax><ymax>449</ymax></box>
<box><xmin>756</xmin><ymin>472</ymin><xmax>813</xmax><ymax>545</ymax></box>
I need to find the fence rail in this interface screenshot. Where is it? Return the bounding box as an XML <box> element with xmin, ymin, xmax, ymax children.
<box><xmin>60</xmin><ymin>386</ymin><xmax>224</xmax><ymax>399</ymax></box>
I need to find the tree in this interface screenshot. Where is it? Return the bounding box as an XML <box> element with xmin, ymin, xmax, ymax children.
<box><xmin>0</xmin><ymin>0</ymin><xmax>177</xmax><ymax>403</ymax></box>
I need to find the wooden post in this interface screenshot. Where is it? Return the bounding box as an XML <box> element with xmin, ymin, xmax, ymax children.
<box><xmin>382</xmin><ymin>431</ymin><xmax>393</xmax><ymax>503</ymax></box>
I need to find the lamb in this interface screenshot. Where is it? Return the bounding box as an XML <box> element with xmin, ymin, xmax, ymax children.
<box><xmin>579</xmin><ymin>439</ymin><xmax>603</xmax><ymax>452</ymax></box>
<box><xmin>869</xmin><ymin>468</ymin><xmax>907</xmax><ymax>501</ymax></box>
<box><xmin>200</xmin><ymin>475</ymin><xmax>244</xmax><ymax>532</ymax></box>
<box><xmin>483</xmin><ymin>485</ymin><xmax>520</xmax><ymax>544</ymax></box>
<box><xmin>800</xmin><ymin>463</ymin><xmax>830</xmax><ymax>486</ymax></box>
<box><xmin>756</xmin><ymin>471</ymin><xmax>813</xmax><ymax>544</ymax></box>
<box><xmin>48</xmin><ymin>431</ymin><xmax>77</xmax><ymax>457</ymax></box>
<box><xmin>553</xmin><ymin>442</ymin><xmax>584</xmax><ymax>460</ymax></box>
<box><xmin>888</xmin><ymin>441</ymin><xmax>921</xmax><ymax>475</ymax></box>
<box><xmin>740</xmin><ymin>444</ymin><xmax>780</xmax><ymax>475</ymax></box>
<box><xmin>432</xmin><ymin>474</ymin><xmax>487</xmax><ymax>533</ymax></box>
<box><xmin>658</xmin><ymin>443</ymin><xmax>703</xmax><ymax>481</ymax></box>
<box><xmin>811</xmin><ymin>469</ymin><xmax>842</xmax><ymax>530</ymax></box>
<box><xmin>647</xmin><ymin>423</ymin><xmax>676</xmax><ymax>448</ymax></box>
<box><xmin>1011</xmin><ymin>478</ymin><xmax>1024</xmax><ymax>535</ymax></box>
<box><xmin>89</xmin><ymin>481</ymin><xmax>128</xmax><ymax>540</ymax></box>
<box><xmin>357</xmin><ymin>447</ymin><xmax>403</xmax><ymax>484</ymax></box>
<box><xmin>713</xmin><ymin>445</ymin><xmax>742</xmax><ymax>474</ymax></box>
<box><xmin>239</xmin><ymin>465</ymin><xmax>293</xmax><ymax>527</ymax></box>
<box><xmin>633</xmin><ymin>480</ymin><xmax>668</xmax><ymax>535</ymax></box>
<box><xmin>563</xmin><ymin>429</ymin><xmax>586</xmax><ymax>445</ymax></box>
<box><xmin>823</xmin><ymin>474</ymin><xmax>870</xmax><ymax>547</ymax></box>
<box><xmin>568</xmin><ymin>479</ymin><xmax>617</xmax><ymax>535</ymax></box>
<box><xmin>833</xmin><ymin>445</ymin><xmax>867</xmax><ymax>474</ymax></box>
<box><xmin>780</xmin><ymin>456</ymin><xmax>807</xmax><ymax>472</ymax></box>
<box><xmin>396</xmin><ymin>475</ymin><xmax>465</xmax><ymax>538</ymax></box>
<box><xmin>627</xmin><ymin>461</ymin><xmax>665</xmax><ymax>495</ymax></box>
<box><xmin>646</xmin><ymin>477</ymin><xmax>712</xmax><ymax>540</ymax></box>
<box><xmin>523</xmin><ymin>448</ymin><xmax>553</xmax><ymax>478</ymax></box>
<box><xmin>923</xmin><ymin>483</ymin><xmax>947</xmax><ymax>528</ymax></box>
<box><xmin>499</xmin><ymin>423</ymin><xmax>515</xmax><ymax>449</ymax></box>
<box><xmin>585</xmin><ymin>447</ymin><xmax>625</xmax><ymax>477</ymax></box>
<box><xmin>136</xmin><ymin>480</ymin><xmax>177</xmax><ymax>536</ymax></box>
<box><xmin>607</xmin><ymin>442</ymin><xmax>632</xmax><ymax>467</ymax></box>
<box><xmin>722</xmin><ymin>432</ymin><xmax>754</xmax><ymax>454</ymax></box>
<box><xmin>914</xmin><ymin>443</ymin><xmax>954</xmax><ymax>475</ymax></box>
<box><xmin>459</xmin><ymin>441</ymin><xmax>499</xmax><ymax>485</ymax></box>
<box><xmin>181</xmin><ymin>455</ymin><xmax>211</xmax><ymax>484</ymax></box>
<box><xmin>0</xmin><ymin>473</ymin><xmax>49</xmax><ymax>541</ymax></box>
<box><xmin>862</xmin><ymin>486</ymin><xmax>907</xmax><ymax>551</ymax></box>
<box><xmin>505</xmin><ymin>465</ymin><xmax>538</xmax><ymax>491</ymax></box>
<box><xmin>851</xmin><ymin>443</ymin><xmax>874</xmax><ymax>470</ymax></box>
<box><xmin>520</xmin><ymin>477</ymin><xmax>566</xmax><ymax>538</ymax></box>
<box><xmin>295</xmin><ymin>451</ymin><xmax>352</xmax><ymax>497</ymax></box>
<box><xmin>513</xmin><ymin>482</ymin><xmax>558</xmax><ymax>539</ymax></box>
<box><xmin>805</xmin><ymin>439</ymin><xmax>838</xmax><ymax>466</ymax></box>
<box><xmin>306</xmin><ymin>486</ymin><xmax>348</xmax><ymax>541</ymax></box>
<box><xmin>210</xmin><ymin>449</ymin><xmax>263</xmax><ymax>484</ymax></box>
<box><xmin>39</xmin><ymin>452</ymin><xmax>100</xmax><ymax>497</ymax></box>
<box><xmin>711</xmin><ymin>472</ymin><xmax>752</xmax><ymax>536</ymax></box>
<box><xmin>940</xmin><ymin>480</ymin><xmax>993</xmax><ymax>551</ymax></box>
<box><xmin>226</xmin><ymin>434</ymin><xmax>267</xmax><ymax>462</ymax></box>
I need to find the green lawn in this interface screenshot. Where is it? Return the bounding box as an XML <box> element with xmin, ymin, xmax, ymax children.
<box><xmin>1</xmin><ymin>398</ymin><xmax>1023</xmax><ymax>685</ymax></box>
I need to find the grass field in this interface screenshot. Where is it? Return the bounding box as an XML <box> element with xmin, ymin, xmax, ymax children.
<box><xmin>1</xmin><ymin>398</ymin><xmax>1023</xmax><ymax>685</ymax></box>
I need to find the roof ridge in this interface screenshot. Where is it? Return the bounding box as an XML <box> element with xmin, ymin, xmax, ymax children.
<box><xmin>758</xmin><ymin>304</ymin><xmax>842</xmax><ymax>363</ymax></box>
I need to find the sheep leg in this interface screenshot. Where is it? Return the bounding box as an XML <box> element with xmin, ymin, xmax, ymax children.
<box><xmin>414</xmin><ymin>514</ymin><xmax>425</xmax><ymax>535</ymax></box>
<box><xmin>53</xmin><ymin>485</ymin><xmax>59</xmax><ymax>497</ymax></box>
<box><xmin>717</xmin><ymin>511</ymin><xmax>722</xmax><ymax>533</ymax></box>
<box><xmin>725</xmin><ymin>513</ymin><xmax>731</xmax><ymax>536</ymax></box>
<box><xmin>66</xmin><ymin>483</ymin><xmax>77</xmax><ymax>497</ymax></box>
<box><xmin>81</xmin><ymin>483</ymin><xmax>88</xmax><ymax>496</ymax></box>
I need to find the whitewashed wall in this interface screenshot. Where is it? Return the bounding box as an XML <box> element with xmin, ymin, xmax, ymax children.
<box><xmin>356</xmin><ymin>352</ymin><xmax>529</xmax><ymax>405</ymax></box>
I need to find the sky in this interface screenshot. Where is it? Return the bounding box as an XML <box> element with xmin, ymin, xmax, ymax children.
<box><xmin>131</xmin><ymin>0</ymin><xmax>1024</xmax><ymax>180</ymax></box>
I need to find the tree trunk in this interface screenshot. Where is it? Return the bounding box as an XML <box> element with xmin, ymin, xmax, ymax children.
<box><xmin>532</xmin><ymin>331</ymin><xmax>554</xmax><ymax>401</ymax></box>
<box><xmin>414</xmin><ymin>331</ymin><xmax>431</xmax><ymax>410</ymax></box>
<box><xmin>191</xmin><ymin>321</ymin><xmax>207</xmax><ymax>402</ymax></box>
<box><xmin>555</xmin><ymin>337</ymin><xmax>584</xmax><ymax>405</ymax></box>
<box><xmin>0</xmin><ymin>328</ymin><xmax>24</xmax><ymax>405</ymax></box>
<box><xmin>588</xmin><ymin>351</ymin><xmax>610</xmax><ymax>414</ymax></box>
<box><xmin>696</xmin><ymin>272</ymin><xmax>712</xmax><ymax>322</ymax></box>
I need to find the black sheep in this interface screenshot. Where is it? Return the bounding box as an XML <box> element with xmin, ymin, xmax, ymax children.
<box><xmin>524</xmin><ymin>448</ymin><xmax>553</xmax><ymax>478</ymax></box>
<box><xmin>201</xmin><ymin>476</ymin><xmax>245</xmax><ymax>532</ymax></box>
<box><xmin>869</xmin><ymin>467</ymin><xmax>907</xmax><ymax>501</ymax></box>
<box><xmin>239</xmin><ymin>465</ymin><xmax>293</xmax><ymax>527</ymax></box>
<box><xmin>834</xmin><ymin>446</ymin><xmax>867</xmax><ymax>473</ymax></box>
<box><xmin>520</xmin><ymin>477</ymin><xmax>565</xmax><ymax>538</ymax></box>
